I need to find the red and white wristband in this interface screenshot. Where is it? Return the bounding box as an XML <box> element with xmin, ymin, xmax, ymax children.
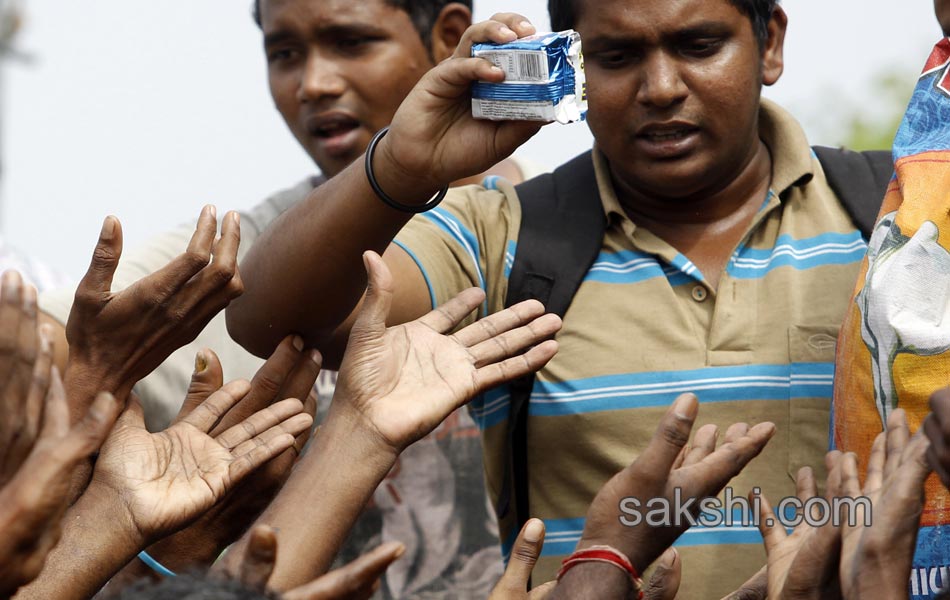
<box><xmin>556</xmin><ymin>545</ymin><xmax>644</xmax><ymax>599</ymax></box>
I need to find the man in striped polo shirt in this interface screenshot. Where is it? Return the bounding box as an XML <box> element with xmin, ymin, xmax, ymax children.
<box><xmin>229</xmin><ymin>1</ymin><xmax>866</xmax><ymax>596</ymax></box>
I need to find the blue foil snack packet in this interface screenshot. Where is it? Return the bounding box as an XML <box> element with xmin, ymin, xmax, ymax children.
<box><xmin>471</xmin><ymin>30</ymin><xmax>587</xmax><ymax>124</ymax></box>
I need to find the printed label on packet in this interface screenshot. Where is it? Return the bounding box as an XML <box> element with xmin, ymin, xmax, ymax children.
<box><xmin>471</xmin><ymin>30</ymin><xmax>587</xmax><ymax>124</ymax></box>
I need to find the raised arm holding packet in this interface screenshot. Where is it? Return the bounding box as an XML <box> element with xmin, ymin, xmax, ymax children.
<box><xmin>226</xmin><ymin>13</ymin><xmax>544</xmax><ymax>363</ymax></box>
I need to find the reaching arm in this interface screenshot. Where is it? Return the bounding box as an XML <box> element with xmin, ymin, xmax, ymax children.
<box><xmin>226</xmin><ymin>14</ymin><xmax>543</xmax><ymax>363</ymax></box>
<box><xmin>219</xmin><ymin>251</ymin><xmax>560</xmax><ymax>590</ymax></box>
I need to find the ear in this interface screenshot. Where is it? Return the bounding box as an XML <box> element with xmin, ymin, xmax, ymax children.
<box><xmin>429</xmin><ymin>3</ymin><xmax>473</xmax><ymax>62</ymax></box>
<box><xmin>761</xmin><ymin>5</ymin><xmax>787</xmax><ymax>87</ymax></box>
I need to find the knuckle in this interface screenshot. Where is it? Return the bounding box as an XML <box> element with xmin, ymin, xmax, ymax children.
<box><xmin>662</xmin><ymin>420</ymin><xmax>691</xmax><ymax>448</ymax></box>
<box><xmin>91</xmin><ymin>245</ymin><xmax>118</xmax><ymax>266</ymax></box>
<box><xmin>182</xmin><ymin>249</ymin><xmax>211</xmax><ymax>271</ymax></box>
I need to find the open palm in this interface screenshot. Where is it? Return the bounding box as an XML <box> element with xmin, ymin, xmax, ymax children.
<box><xmin>91</xmin><ymin>380</ymin><xmax>312</xmax><ymax>543</ymax></box>
<box><xmin>332</xmin><ymin>251</ymin><xmax>560</xmax><ymax>454</ymax></box>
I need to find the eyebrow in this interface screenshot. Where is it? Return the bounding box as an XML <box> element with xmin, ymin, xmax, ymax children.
<box><xmin>264</xmin><ymin>21</ymin><xmax>389</xmax><ymax>49</ymax></box>
<box><xmin>584</xmin><ymin>21</ymin><xmax>733</xmax><ymax>51</ymax></box>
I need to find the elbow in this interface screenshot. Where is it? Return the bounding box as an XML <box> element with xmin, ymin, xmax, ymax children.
<box><xmin>225</xmin><ymin>297</ymin><xmax>279</xmax><ymax>359</ymax></box>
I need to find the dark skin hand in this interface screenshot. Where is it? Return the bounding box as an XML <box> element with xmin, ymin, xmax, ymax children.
<box><xmin>550</xmin><ymin>394</ymin><xmax>775</xmax><ymax>600</ymax></box>
<box><xmin>0</xmin><ymin>272</ymin><xmax>52</xmax><ymax>487</ymax></box>
<box><xmin>488</xmin><ymin>519</ymin><xmax>556</xmax><ymax>600</ymax></box>
<box><xmin>222</xmin><ymin>251</ymin><xmax>561</xmax><ymax>590</ymax></box>
<box><xmin>925</xmin><ymin>387</ymin><xmax>950</xmax><ymax>486</ymax></box>
<box><xmin>840</xmin><ymin>409</ymin><xmax>930</xmax><ymax>600</ymax></box>
<box><xmin>65</xmin><ymin>206</ymin><xmax>243</xmax><ymax>421</ymax></box>
<box><xmin>15</xmin><ymin>377</ymin><xmax>313</xmax><ymax>600</ymax></box>
<box><xmin>108</xmin><ymin>340</ymin><xmax>320</xmax><ymax>587</ymax></box>
<box><xmin>238</xmin><ymin>525</ymin><xmax>405</xmax><ymax>600</ymax></box>
<box><xmin>754</xmin><ymin>456</ymin><xmax>845</xmax><ymax>600</ymax></box>
<box><xmin>61</xmin><ymin>206</ymin><xmax>243</xmax><ymax>501</ymax></box>
<box><xmin>0</xmin><ymin>380</ymin><xmax>122</xmax><ymax>598</ymax></box>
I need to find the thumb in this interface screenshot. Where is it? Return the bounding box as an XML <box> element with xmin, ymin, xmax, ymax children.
<box><xmin>77</xmin><ymin>216</ymin><xmax>123</xmax><ymax>299</ymax></box>
<box><xmin>352</xmin><ymin>251</ymin><xmax>394</xmax><ymax>337</ymax></box>
<box><xmin>239</xmin><ymin>525</ymin><xmax>278</xmax><ymax>591</ymax></box>
<box><xmin>174</xmin><ymin>348</ymin><xmax>224</xmax><ymax>424</ymax></box>
<box><xmin>643</xmin><ymin>547</ymin><xmax>681</xmax><ymax>600</ymax></box>
<box><xmin>490</xmin><ymin>518</ymin><xmax>544</xmax><ymax>598</ymax></box>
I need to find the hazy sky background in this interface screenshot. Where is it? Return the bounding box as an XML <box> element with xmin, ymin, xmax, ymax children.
<box><xmin>0</xmin><ymin>0</ymin><xmax>943</xmax><ymax>278</ymax></box>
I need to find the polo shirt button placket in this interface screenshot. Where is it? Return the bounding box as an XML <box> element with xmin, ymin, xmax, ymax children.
<box><xmin>691</xmin><ymin>285</ymin><xmax>708</xmax><ymax>302</ymax></box>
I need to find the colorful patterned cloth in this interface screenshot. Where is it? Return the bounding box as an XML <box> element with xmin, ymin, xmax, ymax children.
<box><xmin>833</xmin><ymin>37</ymin><xmax>950</xmax><ymax>599</ymax></box>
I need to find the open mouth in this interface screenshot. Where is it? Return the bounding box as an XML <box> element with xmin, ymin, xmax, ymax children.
<box><xmin>635</xmin><ymin>123</ymin><xmax>701</xmax><ymax>158</ymax></box>
<box><xmin>309</xmin><ymin>114</ymin><xmax>360</xmax><ymax>139</ymax></box>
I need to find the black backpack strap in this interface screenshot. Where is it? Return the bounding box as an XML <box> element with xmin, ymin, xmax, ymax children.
<box><xmin>495</xmin><ymin>150</ymin><xmax>607</xmax><ymax>535</ymax></box>
<box><xmin>812</xmin><ymin>146</ymin><xmax>893</xmax><ymax>240</ymax></box>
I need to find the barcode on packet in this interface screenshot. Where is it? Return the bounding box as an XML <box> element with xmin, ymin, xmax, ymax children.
<box><xmin>475</xmin><ymin>49</ymin><xmax>549</xmax><ymax>83</ymax></box>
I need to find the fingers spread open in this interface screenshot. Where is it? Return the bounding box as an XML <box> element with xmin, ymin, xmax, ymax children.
<box><xmin>417</xmin><ymin>287</ymin><xmax>485</xmax><ymax>334</ymax></box>
<box><xmin>283</xmin><ymin>542</ymin><xmax>405</xmax><ymax>600</ymax></box>
<box><xmin>468</xmin><ymin>313</ymin><xmax>561</xmax><ymax>368</ymax></box>
<box><xmin>181</xmin><ymin>380</ymin><xmax>252</xmax><ymax>433</ymax></box>
<box><xmin>216</xmin><ymin>398</ymin><xmax>306</xmax><ymax>450</ymax></box>
<box><xmin>453</xmin><ymin>298</ymin><xmax>546</xmax><ymax>348</ymax></box>
<box><xmin>239</xmin><ymin>525</ymin><xmax>278</xmax><ymax>591</ymax></box>
<box><xmin>687</xmin><ymin>422</ymin><xmax>775</xmax><ymax>495</ymax></box>
<box><xmin>492</xmin><ymin>519</ymin><xmax>544</xmax><ymax>597</ymax></box>
<box><xmin>471</xmin><ymin>339</ymin><xmax>558</xmax><ymax>394</ymax></box>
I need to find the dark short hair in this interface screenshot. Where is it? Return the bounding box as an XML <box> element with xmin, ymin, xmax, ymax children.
<box><xmin>252</xmin><ymin>0</ymin><xmax>474</xmax><ymax>49</ymax></box>
<box><xmin>548</xmin><ymin>0</ymin><xmax>778</xmax><ymax>47</ymax></box>
<box><xmin>114</xmin><ymin>573</ymin><xmax>276</xmax><ymax>600</ymax></box>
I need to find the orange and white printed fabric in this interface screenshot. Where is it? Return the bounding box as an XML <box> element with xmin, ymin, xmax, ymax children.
<box><xmin>833</xmin><ymin>38</ymin><xmax>950</xmax><ymax>599</ymax></box>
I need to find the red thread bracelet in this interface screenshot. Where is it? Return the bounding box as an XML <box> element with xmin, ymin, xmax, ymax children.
<box><xmin>556</xmin><ymin>545</ymin><xmax>644</xmax><ymax>598</ymax></box>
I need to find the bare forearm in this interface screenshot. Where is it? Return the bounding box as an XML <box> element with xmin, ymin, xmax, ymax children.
<box><xmin>220</xmin><ymin>412</ymin><xmax>398</xmax><ymax>590</ymax></box>
<box><xmin>15</xmin><ymin>485</ymin><xmax>144</xmax><ymax>600</ymax></box>
<box><xmin>226</xmin><ymin>151</ymin><xmax>438</xmax><ymax>360</ymax></box>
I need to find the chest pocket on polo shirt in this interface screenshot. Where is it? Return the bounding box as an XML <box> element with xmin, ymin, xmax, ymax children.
<box><xmin>787</xmin><ymin>324</ymin><xmax>839</xmax><ymax>481</ymax></box>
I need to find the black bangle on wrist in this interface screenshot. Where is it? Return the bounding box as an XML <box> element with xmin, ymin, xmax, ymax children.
<box><xmin>364</xmin><ymin>126</ymin><xmax>448</xmax><ymax>214</ymax></box>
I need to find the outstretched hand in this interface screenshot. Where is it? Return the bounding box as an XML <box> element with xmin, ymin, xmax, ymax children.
<box><xmin>0</xmin><ymin>378</ymin><xmax>122</xmax><ymax>597</ymax></box>
<box><xmin>238</xmin><ymin>525</ymin><xmax>405</xmax><ymax>600</ymax></box>
<box><xmin>376</xmin><ymin>14</ymin><xmax>544</xmax><ymax>201</ymax></box>
<box><xmin>329</xmin><ymin>250</ymin><xmax>560</xmax><ymax>455</ymax></box>
<box><xmin>840</xmin><ymin>409</ymin><xmax>930</xmax><ymax>600</ymax></box>
<box><xmin>0</xmin><ymin>272</ymin><xmax>52</xmax><ymax>486</ymax></box>
<box><xmin>755</xmin><ymin>457</ymin><xmax>845</xmax><ymax>600</ymax></box>
<box><xmin>64</xmin><ymin>206</ymin><xmax>244</xmax><ymax>415</ymax></box>
<box><xmin>128</xmin><ymin>340</ymin><xmax>321</xmax><ymax>575</ymax></box>
<box><xmin>89</xmin><ymin>379</ymin><xmax>313</xmax><ymax>544</ymax></box>
<box><xmin>577</xmin><ymin>393</ymin><xmax>776</xmax><ymax>574</ymax></box>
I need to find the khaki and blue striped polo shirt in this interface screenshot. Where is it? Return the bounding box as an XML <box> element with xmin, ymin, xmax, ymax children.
<box><xmin>393</xmin><ymin>100</ymin><xmax>865</xmax><ymax>599</ymax></box>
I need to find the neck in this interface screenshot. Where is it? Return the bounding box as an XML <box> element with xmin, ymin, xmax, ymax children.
<box><xmin>613</xmin><ymin>140</ymin><xmax>773</xmax><ymax>230</ymax></box>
